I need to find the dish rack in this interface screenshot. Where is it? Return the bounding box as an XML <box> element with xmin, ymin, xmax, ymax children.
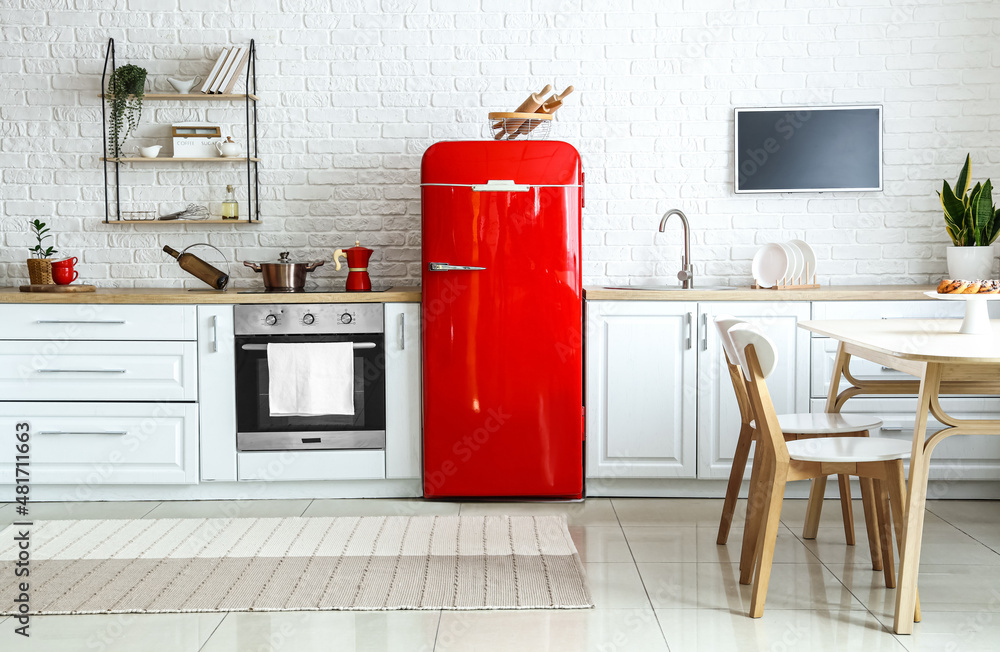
<box><xmin>752</xmin><ymin>266</ymin><xmax>819</xmax><ymax>290</ymax></box>
<box><xmin>488</xmin><ymin>112</ymin><xmax>553</xmax><ymax>141</ymax></box>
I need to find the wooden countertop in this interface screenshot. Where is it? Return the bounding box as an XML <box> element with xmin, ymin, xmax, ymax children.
<box><xmin>583</xmin><ymin>284</ymin><xmax>940</xmax><ymax>301</ymax></box>
<box><xmin>0</xmin><ymin>286</ymin><xmax>421</xmax><ymax>304</ymax></box>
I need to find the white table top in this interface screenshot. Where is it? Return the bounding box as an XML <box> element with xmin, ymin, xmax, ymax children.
<box><xmin>799</xmin><ymin>319</ymin><xmax>1000</xmax><ymax>363</ymax></box>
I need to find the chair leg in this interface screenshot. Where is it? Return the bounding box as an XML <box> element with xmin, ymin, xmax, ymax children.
<box><xmin>837</xmin><ymin>474</ymin><xmax>856</xmax><ymax>546</ymax></box>
<box><xmin>740</xmin><ymin>451</ymin><xmax>768</xmax><ymax>585</ymax></box>
<box><xmin>859</xmin><ymin>477</ymin><xmax>883</xmax><ymax>572</ymax></box>
<box><xmin>719</xmin><ymin>422</ymin><xmax>754</xmax><ymax>545</ymax></box>
<box><xmin>749</xmin><ymin>469</ymin><xmax>787</xmax><ymax>618</ymax></box>
<box><xmin>802</xmin><ymin>476</ymin><xmax>826</xmax><ymax>539</ymax></box>
<box><xmin>886</xmin><ymin>459</ymin><xmax>921</xmax><ymax>621</ymax></box>
<box><xmin>873</xmin><ymin>477</ymin><xmax>895</xmax><ymax>588</ymax></box>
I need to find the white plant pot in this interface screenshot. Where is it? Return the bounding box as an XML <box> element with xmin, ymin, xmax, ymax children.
<box><xmin>946</xmin><ymin>245</ymin><xmax>996</xmax><ymax>280</ymax></box>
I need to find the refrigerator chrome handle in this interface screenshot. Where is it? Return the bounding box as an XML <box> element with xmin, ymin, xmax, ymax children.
<box><xmin>470</xmin><ymin>179</ymin><xmax>530</xmax><ymax>192</ymax></box>
<box><xmin>685</xmin><ymin>312</ymin><xmax>693</xmax><ymax>350</ymax></box>
<box><xmin>428</xmin><ymin>262</ymin><xmax>486</xmax><ymax>272</ymax></box>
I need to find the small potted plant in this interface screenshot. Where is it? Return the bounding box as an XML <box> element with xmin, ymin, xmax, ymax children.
<box><xmin>940</xmin><ymin>154</ymin><xmax>1000</xmax><ymax>279</ymax></box>
<box><xmin>26</xmin><ymin>219</ymin><xmax>57</xmax><ymax>285</ymax></box>
<box><xmin>108</xmin><ymin>63</ymin><xmax>147</xmax><ymax>159</ymax></box>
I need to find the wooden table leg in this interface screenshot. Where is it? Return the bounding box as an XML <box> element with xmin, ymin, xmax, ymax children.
<box><xmin>893</xmin><ymin>362</ymin><xmax>938</xmax><ymax>635</ymax></box>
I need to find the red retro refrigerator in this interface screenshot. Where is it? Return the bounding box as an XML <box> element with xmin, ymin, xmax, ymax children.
<box><xmin>421</xmin><ymin>140</ymin><xmax>584</xmax><ymax>499</ymax></box>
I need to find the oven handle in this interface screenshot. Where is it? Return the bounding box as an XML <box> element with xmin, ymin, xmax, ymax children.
<box><xmin>240</xmin><ymin>343</ymin><xmax>376</xmax><ymax>351</ymax></box>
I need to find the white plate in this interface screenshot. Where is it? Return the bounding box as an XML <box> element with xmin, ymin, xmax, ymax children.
<box><xmin>789</xmin><ymin>239</ymin><xmax>816</xmax><ymax>280</ymax></box>
<box><xmin>924</xmin><ymin>290</ymin><xmax>999</xmax><ymax>334</ymax></box>
<box><xmin>780</xmin><ymin>241</ymin><xmax>804</xmax><ymax>282</ymax></box>
<box><xmin>923</xmin><ymin>290</ymin><xmax>1000</xmax><ymax>301</ymax></box>
<box><xmin>752</xmin><ymin>243</ymin><xmax>788</xmax><ymax>288</ymax></box>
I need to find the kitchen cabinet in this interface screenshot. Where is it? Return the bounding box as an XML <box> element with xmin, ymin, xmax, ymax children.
<box><xmin>696</xmin><ymin>302</ymin><xmax>811</xmax><ymax>479</ymax></box>
<box><xmin>197</xmin><ymin>305</ymin><xmax>237</xmax><ymax>482</ymax></box>
<box><xmin>0</xmin><ymin>303</ymin><xmax>200</xmax><ymax>485</ymax></box>
<box><xmin>384</xmin><ymin>303</ymin><xmax>422</xmax><ymax>479</ymax></box>
<box><xmin>585</xmin><ymin>297</ymin><xmax>1000</xmax><ymax>489</ymax></box>
<box><xmin>585</xmin><ymin>301</ymin><xmax>698</xmax><ymax>478</ymax></box>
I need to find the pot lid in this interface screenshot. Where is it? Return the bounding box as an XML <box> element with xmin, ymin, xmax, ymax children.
<box><xmin>266</xmin><ymin>252</ymin><xmax>304</xmax><ymax>265</ymax></box>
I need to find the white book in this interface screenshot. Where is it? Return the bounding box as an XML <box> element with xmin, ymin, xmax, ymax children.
<box><xmin>198</xmin><ymin>48</ymin><xmax>229</xmax><ymax>94</ymax></box>
<box><xmin>210</xmin><ymin>47</ymin><xmax>243</xmax><ymax>94</ymax></box>
<box><xmin>220</xmin><ymin>47</ymin><xmax>251</xmax><ymax>94</ymax></box>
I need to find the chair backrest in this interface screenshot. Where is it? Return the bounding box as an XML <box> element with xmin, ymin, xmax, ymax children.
<box><xmin>729</xmin><ymin>323</ymin><xmax>788</xmax><ymax>465</ymax></box>
<box><xmin>714</xmin><ymin>315</ymin><xmax>748</xmax><ymax>366</ymax></box>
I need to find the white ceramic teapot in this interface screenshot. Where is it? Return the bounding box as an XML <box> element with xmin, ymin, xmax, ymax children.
<box><xmin>215</xmin><ymin>137</ymin><xmax>240</xmax><ymax>158</ymax></box>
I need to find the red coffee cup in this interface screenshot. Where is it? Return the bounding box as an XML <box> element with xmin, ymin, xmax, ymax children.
<box><xmin>53</xmin><ymin>267</ymin><xmax>79</xmax><ymax>285</ymax></box>
<box><xmin>51</xmin><ymin>257</ymin><xmax>78</xmax><ymax>269</ymax></box>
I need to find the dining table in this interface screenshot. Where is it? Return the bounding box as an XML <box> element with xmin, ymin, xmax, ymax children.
<box><xmin>798</xmin><ymin>317</ymin><xmax>1000</xmax><ymax>635</ymax></box>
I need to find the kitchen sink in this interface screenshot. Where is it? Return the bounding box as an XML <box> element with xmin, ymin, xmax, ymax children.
<box><xmin>603</xmin><ymin>285</ymin><xmax>733</xmax><ymax>291</ymax></box>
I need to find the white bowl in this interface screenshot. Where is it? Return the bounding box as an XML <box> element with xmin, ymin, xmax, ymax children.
<box><xmin>752</xmin><ymin>243</ymin><xmax>788</xmax><ymax>288</ymax></box>
<box><xmin>789</xmin><ymin>239</ymin><xmax>816</xmax><ymax>280</ymax></box>
<box><xmin>780</xmin><ymin>241</ymin><xmax>804</xmax><ymax>283</ymax></box>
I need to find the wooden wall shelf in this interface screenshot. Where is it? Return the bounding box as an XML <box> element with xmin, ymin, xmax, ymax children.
<box><xmin>104</xmin><ymin>93</ymin><xmax>259</xmax><ymax>101</ymax></box>
<box><xmin>105</xmin><ymin>220</ymin><xmax>262</xmax><ymax>225</ymax></box>
<box><xmin>103</xmin><ymin>157</ymin><xmax>261</xmax><ymax>163</ymax></box>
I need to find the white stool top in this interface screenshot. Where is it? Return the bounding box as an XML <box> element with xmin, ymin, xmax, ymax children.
<box><xmin>787</xmin><ymin>436</ymin><xmax>911</xmax><ymax>463</ymax></box>
<box><xmin>773</xmin><ymin>412</ymin><xmax>882</xmax><ymax>435</ymax></box>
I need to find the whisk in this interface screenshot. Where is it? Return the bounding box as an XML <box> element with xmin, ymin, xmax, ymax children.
<box><xmin>158</xmin><ymin>204</ymin><xmax>210</xmax><ymax>221</ymax></box>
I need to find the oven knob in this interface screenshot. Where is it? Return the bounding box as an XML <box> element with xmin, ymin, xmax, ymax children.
<box><xmin>264</xmin><ymin>314</ymin><xmax>278</xmax><ymax>326</ymax></box>
<box><xmin>302</xmin><ymin>313</ymin><xmax>315</xmax><ymax>325</ymax></box>
<box><xmin>340</xmin><ymin>313</ymin><xmax>353</xmax><ymax>325</ymax></box>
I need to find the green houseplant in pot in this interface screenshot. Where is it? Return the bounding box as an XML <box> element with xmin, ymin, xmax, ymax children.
<box><xmin>26</xmin><ymin>219</ymin><xmax>58</xmax><ymax>285</ymax></box>
<box><xmin>108</xmin><ymin>64</ymin><xmax>147</xmax><ymax>159</ymax></box>
<box><xmin>940</xmin><ymin>154</ymin><xmax>1000</xmax><ymax>279</ymax></box>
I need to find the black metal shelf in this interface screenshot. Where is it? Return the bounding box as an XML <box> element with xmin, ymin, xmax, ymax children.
<box><xmin>100</xmin><ymin>37</ymin><xmax>260</xmax><ymax>224</ymax></box>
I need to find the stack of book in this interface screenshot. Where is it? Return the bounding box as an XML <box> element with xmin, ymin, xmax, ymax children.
<box><xmin>198</xmin><ymin>46</ymin><xmax>251</xmax><ymax>94</ymax></box>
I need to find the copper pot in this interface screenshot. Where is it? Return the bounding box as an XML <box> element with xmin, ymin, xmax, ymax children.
<box><xmin>243</xmin><ymin>252</ymin><xmax>324</xmax><ymax>291</ymax></box>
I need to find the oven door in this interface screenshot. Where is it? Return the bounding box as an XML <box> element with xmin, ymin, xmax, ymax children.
<box><xmin>234</xmin><ymin>333</ymin><xmax>386</xmax><ymax>451</ymax></box>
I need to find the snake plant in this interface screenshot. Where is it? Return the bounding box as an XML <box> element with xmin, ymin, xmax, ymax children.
<box><xmin>939</xmin><ymin>154</ymin><xmax>1000</xmax><ymax>246</ymax></box>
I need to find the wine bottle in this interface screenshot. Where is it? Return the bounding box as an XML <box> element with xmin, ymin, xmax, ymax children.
<box><xmin>163</xmin><ymin>245</ymin><xmax>229</xmax><ymax>290</ymax></box>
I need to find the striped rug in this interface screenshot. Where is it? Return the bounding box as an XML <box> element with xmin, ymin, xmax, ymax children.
<box><xmin>0</xmin><ymin>515</ymin><xmax>592</xmax><ymax>614</ymax></box>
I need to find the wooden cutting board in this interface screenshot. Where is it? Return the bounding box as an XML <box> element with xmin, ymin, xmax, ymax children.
<box><xmin>19</xmin><ymin>284</ymin><xmax>97</xmax><ymax>293</ymax></box>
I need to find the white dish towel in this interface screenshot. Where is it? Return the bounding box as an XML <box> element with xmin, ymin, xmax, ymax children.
<box><xmin>267</xmin><ymin>342</ymin><xmax>355</xmax><ymax>416</ymax></box>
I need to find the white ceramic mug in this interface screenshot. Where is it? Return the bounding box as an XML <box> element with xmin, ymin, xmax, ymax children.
<box><xmin>167</xmin><ymin>76</ymin><xmax>201</xmax><ymax>94</ymax></box>
<box><xmin>133</xmin><ymin>145</ymin><xmax>162</xmax><ymax>158</ymax></box>
<box><xmin>216</xmin><ymin>141</ymin><xmax>240</xmax><ymax>158</ymax></box>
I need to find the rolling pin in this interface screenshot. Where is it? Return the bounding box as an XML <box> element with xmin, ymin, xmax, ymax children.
<box><xmin>511</xmin><ymin>86</ymin><xmax>575</xmax><ymax>139</ymax></box>
<box><xmin>493</xmin><ymin>84</ymin><xmax>553</xmax><ymax>138</ymax></box>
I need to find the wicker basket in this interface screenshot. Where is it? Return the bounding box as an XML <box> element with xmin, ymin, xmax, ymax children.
<box><xmin>488</xmin><ymin>112</ymin><xmax>553</xmax><ymax>141</ymax></box>
<box><xmin>27</xmin><ymin>258</ymin><xmax>54</xmax><ymax>285</ymax></box>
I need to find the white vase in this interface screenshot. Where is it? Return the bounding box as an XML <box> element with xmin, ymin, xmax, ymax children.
<box><xmin>946</xmin><ymin>245</ymin><xmax>996</xmax><ymax>279</ymax></box>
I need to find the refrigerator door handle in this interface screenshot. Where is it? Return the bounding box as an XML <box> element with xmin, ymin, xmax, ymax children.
<box><xmin>428</xmin><ymin>262</ymin><xmax>486</xmax><ymax>272</ymax></box>
<box><xmin>470</xmin><ymin>179</ymin><xmax>530</xmax><ymax>192</ymax></box>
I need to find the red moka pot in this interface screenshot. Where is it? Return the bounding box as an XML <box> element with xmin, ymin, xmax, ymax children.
<box><xmin>334</xmin><ymin>240</ymin><xmax>373</xmax><ymax>291</ymax></box>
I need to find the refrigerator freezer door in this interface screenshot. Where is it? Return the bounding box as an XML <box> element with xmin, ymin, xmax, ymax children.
<box><xmin>421</xmin><ymin>142</ymin><xmax>583</xmax><ymax>498</ymax></box>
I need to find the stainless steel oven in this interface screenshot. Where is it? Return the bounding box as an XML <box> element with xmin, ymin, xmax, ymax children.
<box><xmin>234</xmin><ymin>303</ymin><xmax>385</xmax><ymax>451</ymax></box>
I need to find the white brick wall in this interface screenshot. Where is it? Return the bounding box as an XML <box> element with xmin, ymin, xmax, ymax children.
<box><xmin>1</xmin><ymin>0</ymin><xmax>998</xmax><ymax>289</ymax></box>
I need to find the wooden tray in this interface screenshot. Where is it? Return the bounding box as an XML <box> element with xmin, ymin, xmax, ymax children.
<box><xmin>20</xmin><ymin>284</ymin><xmax>97</xmax><ymax>293</ymax></box>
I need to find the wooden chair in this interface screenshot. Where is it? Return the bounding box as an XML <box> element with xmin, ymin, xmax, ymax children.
<box><xmin>728</xmin><ymin>323</ymin><xmax>917</xmax><ymax>618</ymax></box>
<box><xmin>714</xmin><ymin>316</ymin><xmax>887</xmax><ymax>583</ymax></box>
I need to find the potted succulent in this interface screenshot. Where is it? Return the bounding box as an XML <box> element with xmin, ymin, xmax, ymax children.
<box><xmin>940</xmin><ymin>154</ymin><xmax>1000</xmax><ymax>279</ymax></box>
<box><xmin>26</xmin><ymin>219</ymin><xmax>57</xmax><ymax>285</ymax></box>
<box><xmin>108</xmin><ymin>64</ymin><xmax>147</xmax><ymax>159</ymax></box>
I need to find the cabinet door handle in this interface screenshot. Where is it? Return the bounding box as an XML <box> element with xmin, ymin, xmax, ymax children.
<box><xmin>684</xmin><ymin>312</ymin><xmax>693</xmax><ymax>350</ymax></box>
<box><xmin>36</xmin><ymin>319</ymin><xmax>126</xmax><ymax>325</ymax></box>
<box><xmin>880</xmin><ymin>426</ymin><xmax>904</xmax><ymax>432</ymax></box>
<box><xmin>700</xmin><ymin>313</ymin><xmax>708</xmax><ymax>351</ymax></box>
<box><xmin>398</xmin><ymin>313</ymin><xmax>405</xmax><ymax>351</ymax></box>
<box><xmin>36</xmin><ymin>368</ymin><xmax>126</xmax><ymax>374</ymax></box>
<box><xmin>211</xmin><ymin>315</ymin><xmax>219</xmax><ymax>353</ymax></box>
<box><xmin>38</xmin><ymin>430</ymin><xmax>128</xmax><ymax>436</ymax></box>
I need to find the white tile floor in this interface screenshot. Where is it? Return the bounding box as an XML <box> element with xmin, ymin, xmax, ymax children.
<box><xmin>1</xmin><ymin>497</ymin><xmax>999</xmax><ymax>651</ymax></box>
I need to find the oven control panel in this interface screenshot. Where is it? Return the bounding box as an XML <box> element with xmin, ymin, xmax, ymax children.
<box><xmin>235</xmin><ymin>303</ymin><xmax>384</xmax><ymax>335</ymax></box>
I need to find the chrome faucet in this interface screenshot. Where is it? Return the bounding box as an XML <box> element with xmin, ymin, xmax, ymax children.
<box><xmin>658</xmin><ymin>209</ymin><xmax>694</xmax><ymax>289</ymax></box>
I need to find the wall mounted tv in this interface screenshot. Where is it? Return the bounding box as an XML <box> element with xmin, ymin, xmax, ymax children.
<box><xmin>734</xmin><ymin>105</ymin><xmax>882</xmax><ymax>193</ymax></box>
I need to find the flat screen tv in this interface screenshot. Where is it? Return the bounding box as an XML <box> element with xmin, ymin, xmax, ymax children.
<box><xmin>734</xmin><ymin>105</ymin><xmax>882</xmax><ymax>193</ymax></box>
